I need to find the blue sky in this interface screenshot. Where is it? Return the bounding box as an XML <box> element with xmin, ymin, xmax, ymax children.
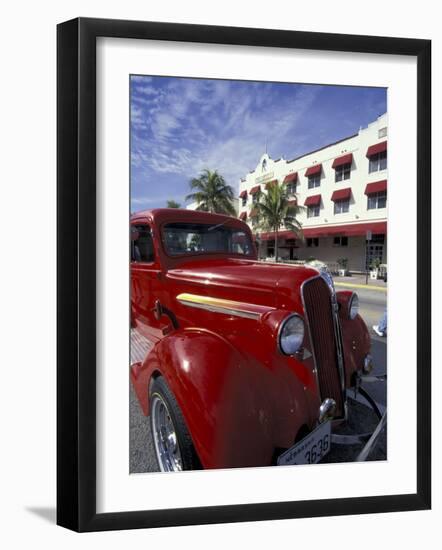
<box><xmin>130</xmin><ymin>75</ymin><xmax>386</xmax><ymax>211</ymax></box>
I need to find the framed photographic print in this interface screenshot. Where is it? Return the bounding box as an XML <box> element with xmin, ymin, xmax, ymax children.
<box><xmin>57</xmin><ymin>17</ymin><xmax>431</xmax><ymax>532</ymax></box>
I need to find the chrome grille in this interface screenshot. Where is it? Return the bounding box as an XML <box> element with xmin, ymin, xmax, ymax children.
<box><xmin>302</xmin><ymin>276</ymin><xmax>345</xmax><ymax>417</ymax></box>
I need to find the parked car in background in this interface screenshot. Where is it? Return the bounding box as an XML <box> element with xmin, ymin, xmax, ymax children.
<box><xmin>130</xmin><ymin>208</ymin><xmax>382</xmax><ymax>472</ymax></box>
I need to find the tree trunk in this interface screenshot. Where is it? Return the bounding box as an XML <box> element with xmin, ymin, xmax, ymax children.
<box><xmin>274</xmin><ymin>227</ymin><xmax>279</xmax><ymax>263</ymax></box>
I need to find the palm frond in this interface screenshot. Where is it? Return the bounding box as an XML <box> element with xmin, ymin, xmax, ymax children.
<box><xmin>252</xmin><ymin>182</ymin><xmax>304</xmax><ymax>239</ymax></box>
<box><xmin>187</xmin><ymin>169</ymin><xmax>235</xmax><ymax>214</ymax></box>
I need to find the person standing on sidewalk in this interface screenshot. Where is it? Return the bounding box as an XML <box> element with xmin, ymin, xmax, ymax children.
<box><xmin>373</xmin><ymin>310</ymin><xmax>387</xmax><ymax>337</ymax></box>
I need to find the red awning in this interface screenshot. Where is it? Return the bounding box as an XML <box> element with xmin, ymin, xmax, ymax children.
<box><xmin>261</xmin><ymin>230</ymin><xmax>296</xmax><ymax>241</ymax></box>
<box><xmin>303</xmin><ymin>221</ymin><xmax>387</xmax><ymax>238</ymax></box>
<box><xmin>239</xmin><ymin>190</ymin><xmax>247</xmax><ymax>199</ymax></box>
<box><xmin>250</xmin><ymin>208</ymin><xmax>258</xmax><ymax>217</ymax></box>
<box><xmin>239</xmin><ymin>211</ymin><xmax>247</xmax><ymax>221</ymax></box>
<box><xmin>332</xmin><ymin>153</ymin><xmax>353</xmax><ymax>169</ymax></box>
<box><xmin>331</xmin><ymin>188</ymin><xmax>352</xmax><ymax>201</ymax></box>
<box><xmin>366</xmin><ymin>141</ymin><xmax>387</xmax><ymax>157</ymax></box>
<box><xmin>249</xmin><ymin>185</ymin><xmax>261</xmax><ymax>195</ymax></box>
<box><xmin>283</xmin><ymin>172</ymin><xmax>298</xmax><ymax>184</ymax></box>
<box><xmin>287</xmin><ymin>199</ymin><xmax>298</xmax><ymax>206</ymax></box>
<box><xmin>365</xmin><ymin>180</ymin><xmax>387</xmax><ymax>195</ymax></box>
<box><xmin>305</xmin><ymin>164</ymin><xmax>322</xmax><ymax>177</ymax></box>
<box><xmin>304</xmin><ymin>194</ymin><xmax>321</xmax><ymax>206</ymax></box>
<box><xmin>265</xmin><ymin>180</ymin><xmax>278</xmax><ymax>188</ymax></box>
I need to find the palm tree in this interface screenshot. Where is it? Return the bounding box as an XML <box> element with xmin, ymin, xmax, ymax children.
<box><xmin>186</xmin><ymin>169</ymin><xmax>236</xmax><ymax>216</ymax></box>
<box><xmin>250</xmin><ymin>182</ymin><xmax>304</xmax><ymax>262</ymax></box>
<box><xmin>166</xmin><ymin>199</ymin><xmax>181</xmax><ymax>208</ymax></box>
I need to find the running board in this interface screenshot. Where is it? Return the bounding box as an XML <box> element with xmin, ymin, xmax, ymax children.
<box><xmin>130</xmin><ymin>328</ymin><xmax>153</xmax><ymax>365</ymax></box>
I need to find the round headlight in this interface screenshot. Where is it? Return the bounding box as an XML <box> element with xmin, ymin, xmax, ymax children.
<box><xmin>278</xmin><ymin>314</ymin><xmax>305</xmax><ymax>355</ymax></box>
<box><xmin>349</xmin><ymin>293</ymin><xmax>359</xmax><ymax>319</ymax></box>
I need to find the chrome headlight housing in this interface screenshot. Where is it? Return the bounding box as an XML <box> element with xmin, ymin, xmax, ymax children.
<box><xmin>278</xmin><ymin>314</ymin><xmax>305</xmax><ymax>355</ymax></box>
<box><xmin>349</xmin><ymin>293</ymin><xmax>359</xmax><ymax>319</ymax></box>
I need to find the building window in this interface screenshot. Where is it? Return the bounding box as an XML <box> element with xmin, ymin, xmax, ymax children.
<box><xmin>286</xmin><ymin>182</ymin><xmax>297</xmax><ymax>195</ymax></box>
<box><xmin>252</xmin><ymin>193</ymin><xmax>259</xmax><ymax>204</ymax></box>
<box><xmin>333</xmin><ymin>236</ymin><xmax>348</xmax><ymax>247</ymax></box>
<box><xmin>307</xmin><ymin>237</ymin><xmax>319</xmax><ymax>247</ymax></box>
<box><xmin>241</xmin><ymin>196</ymin><xmax>247</xmax><ymax>207</ymax></box>
<box><xmin>334</xmin><ymin>199</ymin><xmax>350</xmax><ymax>214</ymax></box>
<box><xmin>378</xmin><ymin>127</ymin><xmax>387</xmax><ymax>138</ymax></box>
<box><xmin>366</xmin><ymin>234</ymin><xmax>385</xmax><ymax>269</ymax></box>
<box><xmin>369</xmin><ymin>234</ymin><xmax>385</xmax><ymax>244</ymax></box>
<box><xmin>335</xmin><ymin>163</ymin><xmax>351</xmax><ymax>182</ymax></box>
<box><xmin>308</xmin><ymin>174</ymin><xmax>321</xmax><ymax>189</ymax></box>
<box><xmin>307</xmin><ymin>204</ymin><xmax>320</xmax><ymax>218</ymax></box>
<box><xmin>369</xmin><ymin>150</ymin><xmax>387</xmax><ymax>173</ymax></box>
<box><xmin>367</xmin><ymin>191</ymin><xmax>387</xmax><ymax>209</ymax></box>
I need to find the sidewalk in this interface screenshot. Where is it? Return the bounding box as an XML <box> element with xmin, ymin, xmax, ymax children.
<box><xmin>264</xmin><ymin>259</ymin><xmax>388</xmax><ymax>292</ymax></box>
<box><xmin>333</xmin><ymin>273</ymin><xmax>387</xmax><ymax>292</ymax></box>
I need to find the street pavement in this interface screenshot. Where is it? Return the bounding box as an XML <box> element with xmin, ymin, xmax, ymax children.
<box><xmin>325</xmin><ymin>276</ymin><xmax>387</xmax><ymax>462</ymax></box>
<box><xmin>333</xmin><ymin>277</ymin><xmax>387</xmax><ymax>409</ymax></box>
<box><xmin>130</xmin><ymin>278</ymin><xmax>387</xmax><ymax>473</ymax></box>
<box><xmin>130</xmin><ymin>384</ymin><xmax>157</xmax><ymax>473</ymax></box>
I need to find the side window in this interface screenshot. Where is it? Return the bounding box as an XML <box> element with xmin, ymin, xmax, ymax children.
<box><xmin>131</xmin><ymin>225</ymin><xmax>155</xmax><ymax>263</ymax></box>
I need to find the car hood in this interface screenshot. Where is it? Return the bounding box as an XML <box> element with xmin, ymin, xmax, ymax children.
<box><xmin>166</xmin><ymin>258</ymin><xmax>319</xmax><ymax>310</ymax></box>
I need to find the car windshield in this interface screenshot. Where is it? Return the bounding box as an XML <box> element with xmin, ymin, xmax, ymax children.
<box><xmin>163</xmin><ymin>222</ymin><xmax>254</xmax><ymax>257</ymax></box>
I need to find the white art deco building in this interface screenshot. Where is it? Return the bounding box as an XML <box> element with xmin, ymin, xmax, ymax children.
<box><xmin>238</xmin><ymin>113</ymin><xmax>388</xmax><ymax>272</ymax></box>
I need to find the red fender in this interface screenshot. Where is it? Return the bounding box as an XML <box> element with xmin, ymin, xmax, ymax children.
<box><xmin>340</xmin><ymin>314</ymin><xmax>371</xmax><ymax>387</ymax></box>
<box><xmin>337</xmin><ymin>291</ymin><xmax>371</xmax><ymax>385</ymax></box>
<box><xmin>131</xmin><ymin>328</ymin><xmax>313</xmax><ymax>469</ymax></box>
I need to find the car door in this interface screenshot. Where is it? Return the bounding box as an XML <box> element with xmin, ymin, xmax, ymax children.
<box><xmin>130</xmin><ymin>223</ymin><xmax>165</xmax><ymax>343</ymax></box>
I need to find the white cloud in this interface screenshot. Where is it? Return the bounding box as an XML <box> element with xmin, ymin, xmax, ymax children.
<box><xmin>136</xmin><ymin>85</ymin><xmax>158</xmax><ymax>96</ymax></box>
<box><xmin>151</xmin><ymin>112</ymin><xmax>181</xmax><ymax>139</ymax></box>
<box><xmin>131</xmin><ymin>79</ymin><xmax>325</xmax><ymax>198</ymax></box>
<box><xmin>149</xmin><ymin>148</ymin><xmax>193</xmax><ymax>174</ymax></box>
<box><xmin>131</xmin><ymin>75</ymin><xmax>152</xmax><ymax>83</ymax></box>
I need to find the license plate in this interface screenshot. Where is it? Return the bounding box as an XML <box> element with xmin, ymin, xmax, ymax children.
<box><xmin>277</xmin><ymin>421</ymin><xmax>331</xmax><ymax>466</ymax></box>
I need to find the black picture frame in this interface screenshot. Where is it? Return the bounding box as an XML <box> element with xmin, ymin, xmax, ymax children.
<box><xmin>57</xmin><ymin>17</ymin><xmax>431</xmax><ymax>532</ymax></box>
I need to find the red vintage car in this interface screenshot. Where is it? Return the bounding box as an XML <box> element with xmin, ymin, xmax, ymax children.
<box><xmin>130</xmin><ymin>208</ymin><xmax>383</xmax><ymax>472</ymax></box>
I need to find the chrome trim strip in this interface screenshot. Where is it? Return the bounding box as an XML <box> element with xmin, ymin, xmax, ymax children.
<box><xmin>176</xmin><ymin>293</ymin><xmax>264</xmax><ymax>320</ymax></box>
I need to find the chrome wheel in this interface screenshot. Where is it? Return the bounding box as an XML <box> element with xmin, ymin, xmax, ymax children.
<box><xmin>151</xmin><ymin>393</ymin><xmax>183</xmax><ymax>472</ymax></box>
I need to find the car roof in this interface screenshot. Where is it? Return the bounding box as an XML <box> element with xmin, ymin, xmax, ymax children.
<box><xmin>130</xmin><ymin>208</ymin><xmax>246</xmax><ymax>228</ymax></box>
